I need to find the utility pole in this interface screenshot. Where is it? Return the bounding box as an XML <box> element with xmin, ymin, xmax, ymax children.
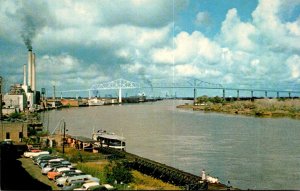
<box><xmin>63</xmin><ymin>121</ymin><xmax>66</xmax><ymax>154</ymax></box>
<box><xmin>0</xmin><ymin>76</ymin><xmax>2</xmax><ymax>120</ymax></box>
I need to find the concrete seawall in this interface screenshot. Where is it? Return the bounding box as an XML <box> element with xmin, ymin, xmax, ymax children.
<box><xmin>98</xmin><ymin>147</ymin><xmax>229</xmax><ymax>190</ymax></box>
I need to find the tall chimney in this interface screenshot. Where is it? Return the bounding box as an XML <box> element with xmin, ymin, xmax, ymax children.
<box><xmin>23</xmin><ymin>64</ymin><xmax>27</xmax><ymax>86</ymax></box>
<box><xmin>28</xmin><ymin>50</ymin><xmax>32</xmax><ymax>88</ymax></box>
<box><xmin>53</xmin><ymin>85</ymin><xmax>56</xmax><ymax>99</ymax></box>
<box><xmin>32</xmin><ymin>53</ymin><xmax>36</xmax><ymax>91</ymax></box>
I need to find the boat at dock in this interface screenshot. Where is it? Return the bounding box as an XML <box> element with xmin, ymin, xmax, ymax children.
<box><xmin>88</xmin><ymin>98</ymin><xmax>105</xmax><ymax>106</ymax></box>
<box><xmin>92</xmin><ymin>129</ymin><xmax>126</xmax><ymax>150</ymax></box>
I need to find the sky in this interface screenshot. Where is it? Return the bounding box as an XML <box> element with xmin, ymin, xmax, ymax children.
<box><xmin>0</xmin><ymin>0</ymin><xmax>300</xmax><ymax>97</ymax></box>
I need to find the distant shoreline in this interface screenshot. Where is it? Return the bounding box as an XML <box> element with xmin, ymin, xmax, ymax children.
<box><xmin>177</xmin><ymin>99</ymin><xmax>300</xmax><ymax>120</ymax></box>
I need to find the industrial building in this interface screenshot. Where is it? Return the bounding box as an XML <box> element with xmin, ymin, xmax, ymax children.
<box><xmin>22</xmin><ymin>49</ymin><xmax>38</xmax><ymax>109</ymax></box>
<box><xmin>2</xmin><ymin>49</ymin><xmax>39</xmax><ymax>114</ymax></box>
<box><xmin>0</xmin><ymin>122</ymin><xmax>28</xmax><ymax>142</ymax></box>
<box><xmin>2</xmin><ymin>84</ymin><xmax>27</xmax><ymax>114</ymax></box>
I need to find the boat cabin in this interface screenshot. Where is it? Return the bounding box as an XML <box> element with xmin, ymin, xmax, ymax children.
<box><xmin>92</xmin><ymin>130</ymin><xmax>126</xmax><ymax>150</ymax></box>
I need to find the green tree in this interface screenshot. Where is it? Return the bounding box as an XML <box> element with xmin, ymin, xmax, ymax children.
<box><xmin>197</xmin><ymin>95</ymin><xmax>209</xmax><ymax>104</ymax></box>
<box><xmin>209</xmin><ymin>96</ymin><xmax>224</xmax><ymax>103</ymax></box>
<box><xmin>9</xmin><ymin>112</ymin><xmax>21</xmax><ymax>119</ymax></box>
<box><xmin>105</xmin><ymin>161</ymin><xmax>133</xmax><ymax>184</ymax></box>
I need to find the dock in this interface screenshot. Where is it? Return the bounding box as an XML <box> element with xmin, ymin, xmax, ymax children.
<box><xmin>57</xmin><ymin>134</ymin><xmax>229</xmax><ymax>190</ymax></box>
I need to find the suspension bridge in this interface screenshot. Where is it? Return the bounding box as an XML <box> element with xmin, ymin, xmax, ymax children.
<box><xmin>57</xmin><ymin>78</ymin><xmax>300</xmax><ymax>103</ymax></box>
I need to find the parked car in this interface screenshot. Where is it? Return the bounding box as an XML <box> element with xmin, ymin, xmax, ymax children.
<box><xmin>48</xmin><ymin>158</ymin><xmax>65</xmax><ymax>163</ymax></box>
<box><xmin>24</xmin><ymin>151</ymin><xmax>49</xmax><ymax>158</ymax></box>
<box><xmin>60</xmin><ymin>160</ymin><xmax>72</xmax><ymax>166</ymax></box>
<box><xmin>88</xmin><ymin>184</ymin><xmax>116</xmax><ymax>191</ymax></box>
<box><xmin>54</xmin><ymin>170</ymin><xmax>83</xmax><ymax>181</ymax></box>
<box><xmin>42</xmin><ymin>163</ymin><xmax>72</xmax><ymax>175</ymax></box>
<box><xmin>36</xmin><ymin>155</ymin><xmax>56</xmax><ymax>163</ymax></box>
<box><xmin>37</xmin><ymin>156</ymin><xmax>58</xmax><ymax>167</ymax></box>
<box><xmin>61</xmin><ymin>180</ymin><xmax>85</xmax><ymax>190</ymax></box>
<box><xmin>101</xmin><ymin>184</ymin><xmax>116</xmax><ymax>190</ymax></box>
<box><xmin>56</xmin><ymin>173</ymin><xmax>88</xmax><ymax>187</ymax></box>
<box><xmin>39</xmin><ymin>158</ymin><xmax>65</xmax><ymax>168</ymax></box>
<box><xmin>59</xmin><ymin>174</ymin><xmax>98</xmax><ymax>187</ymax></box>
<box><xmin>73</xmin><ymin>181</ymin><xmax>100</xmax><ymax>190</ymax></box>
<box><xmin>47</xmin><ymin>167</ymin><xmax>77</xmax><ymax>180</ymax></box>
<box><xmin>32</xmin><ymin>154</ymin><xmax>51</xmax><ymax>164</ymax></box>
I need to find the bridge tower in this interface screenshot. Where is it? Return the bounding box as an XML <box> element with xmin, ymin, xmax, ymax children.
<box><xmin>119</xmin><ymin>85</ymin><xmax>122</xmax><ymax>103</ymax></box>
<box><xmin>89</xmin><ymin>79</ymin><xmax>140</xmax><ymax>104</ymax></box>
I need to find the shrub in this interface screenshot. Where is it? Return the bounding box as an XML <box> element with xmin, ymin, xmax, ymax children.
<box><xmin>196</xmin><ymin>95</ymin><xmax>209</xmax><ymax>104</ymax></box>
<box><xmin>9</xmin><ymin>112</ymin><xmax>21</xmax><ymax>119</ymax></box>
<box><xmin>105</xmin><ymin>161</ymin><xmax>133</xmax><ymax>184</ymax></box>
<box><xmin>208</xmin><ymin>96</ymin><xmax>224</xmax><ymax>104</ymax></box>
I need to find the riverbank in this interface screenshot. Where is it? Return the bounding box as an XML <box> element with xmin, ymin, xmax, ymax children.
<box><xmin>16</xmin><ymin>147</ymin><xmax>182</xmax><ymax>190</ymax></box>
<box><xmin>177</xmin><ymin>98</ymin><xmax>300</xmax><ymax>119</ymax></box>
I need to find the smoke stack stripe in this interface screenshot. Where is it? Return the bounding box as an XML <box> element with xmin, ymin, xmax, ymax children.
<box><xmin>28</xmin><ymin>50</ymin><xmax>32</xmax><ymax>87</ymax></box>
<box><xmin>23</xmin><ymin>64</ymin><xmax>27</xmax><ymax>86</ymax></box>
<box><xmin>32</xmin><ymin>53</ymin><xmax>36</xmax><ymax>91</ymax></box>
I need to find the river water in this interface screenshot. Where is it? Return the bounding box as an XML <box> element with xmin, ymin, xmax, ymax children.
<box><xmin>40</xmin><ymin>100</ymin><xmax>300</xmax><ymax>190</ymax></box>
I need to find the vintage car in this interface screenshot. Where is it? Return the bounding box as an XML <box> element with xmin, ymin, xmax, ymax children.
<box><xmin>24</xmin><ymin>150</ymin><xmax>49</xmax><ymax>158</ymax></box>
<box><xmin>54</xmin><ymin>170</ymin><xmax>83</xmax><ymax>181</ymax></box>
<box><xmin>32</xmin><ymin>154</ymin><xmax>51</xmax><ymax>164</ymax></box>
<box><xmin>47</xmin><ymin>167</ymin><xmax>79</xmax><ymax>180</ymax></box>
<box><xmin>61</xmin><ymin>179</ymin><xmax>85</xmax><ymax>190</ymax></box>
<box><xmin>56</xmin><ymin>173</ymin><xmax>87</xmax><ymax>187</ymax></box>
<box><xmin>37</xmin><ymin>156</ymin><xmax>57</xmax><ymax>166</ymax></box>
<box><xmin>39</xmin><ymin>158</ymin><xmax>65</xmax><ymax>168</ymax></box>
<box><xmin>73</xmin><ymin>182</ymin><xmax>100</xmax><ymax>190</ymax></box>
<box><xmin>42</xmin><ymin>162</ymin><xmax>72</xmax><ymax>175</ymax></box>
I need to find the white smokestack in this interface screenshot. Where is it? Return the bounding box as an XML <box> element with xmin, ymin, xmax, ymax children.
<box><xmin>32</xmin><ymin>53</ymin><xmax>36</xmax><ymax>91</ymax></box>
<box><xmin>23</xmin><ymin>64</ymin><xmax>27</xmax><ymax>86</ymax></box>
<box><xmin>28</xmin><ymin>50</ymin><xmax>32</xmax><ymax>88</ymax></box>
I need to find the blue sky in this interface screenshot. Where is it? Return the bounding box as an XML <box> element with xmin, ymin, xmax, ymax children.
<box><xmin>0</xmin><ymin>0</ymin><xmax>300</xmax><ymax>98</ymax></box>
<box><xmin>177</xmin><ymin>0</ymin><xmax>258</xmax><ymax>36</ymax></box>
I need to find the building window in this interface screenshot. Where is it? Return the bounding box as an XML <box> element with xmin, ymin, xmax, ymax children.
<box><xmin>6</xmin><ymin>132</ymin><xmax>10</xmax><ymax>139</ymax></box>
<box><xmin>19</xmin><ymin>132</ymin><xmax>23</xmax><ymax>139</ymax></box>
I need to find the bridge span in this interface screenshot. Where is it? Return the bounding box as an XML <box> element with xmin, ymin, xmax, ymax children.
<box><xmin>57</xmin><ymin>78</ymin><xmax>300</xmax><ymax>103</ymax></box>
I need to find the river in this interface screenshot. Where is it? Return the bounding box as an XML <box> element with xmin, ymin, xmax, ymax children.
<box><xmin>40</xmin><ymin>100</ymin><xmax>300</xmax><ymax>190</ymax></box>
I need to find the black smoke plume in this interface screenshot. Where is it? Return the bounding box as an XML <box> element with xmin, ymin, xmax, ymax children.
<box><xmin>19</xmin><ymin>1</ymin><xmax>50</xmax><ymax>50</ymax></box>
<box><xmin>21</xmin><ymin>15</ymin><xmax>35</xmax><ymax>50</ymax></box>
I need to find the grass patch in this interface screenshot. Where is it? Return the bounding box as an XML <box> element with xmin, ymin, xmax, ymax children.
<box><xmin>76</xmin><ymin>161</ymin><xmax>109</xmax><ymax>183</ymax></box>
<box><xmin>18</xmin><ymin>157</ymin><xmax>60</xmax><ymax>190</ymax></box>
<box><xmin>129</xmin><ymin>170</ymin><xmax>182</xmax><ymax>190</ymax></box>
<box><xmin>56</xmin><ymin>147</ymin><xmax>105</xmax><ymax>162</ymax></box>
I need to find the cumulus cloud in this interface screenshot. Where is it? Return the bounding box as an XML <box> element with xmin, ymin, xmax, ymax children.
<box><xmin>37</xmin><ymin>53</ymin><xmax>109</xmax><ymax>89</ymax></box>
<box><xmin>252</xmin><ymin>0</ymin><xmax>300</xmax><ymax>51</ymax></box>
<box><xmin>219</xmin><ymin>8</ymin><xmax>257</xmax><ymax>51</ymax></box>
<box><xmin>286</xmin><ymin>55</ymin><xmax>300</xmax><ymax>79</ymax></box>
<box><xmin>151</xmin><ymin>31</ymin><xmax>222</xmax><ymax>65</ymax></box>
<box><xmin>212</xmin><ymin>0</ymin><xmax>300</xmax><ymax>89</ymax></box>
<box><xmin>114</xmin><ymin>0</ymin><xmax>300</xmax><ymax>90</ymax></box>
